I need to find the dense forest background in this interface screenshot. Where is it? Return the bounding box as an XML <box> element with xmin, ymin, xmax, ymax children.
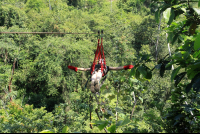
<box><xmin>0</xmin><ymin>0</ymin><xmax>200</xmax><ymax>133</ymax></box>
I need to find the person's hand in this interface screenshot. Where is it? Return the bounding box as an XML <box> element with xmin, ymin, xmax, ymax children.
<box><xmin>123</xmin><ymin>65</ymin><xmax>134</xmax><ymax>70</ymax></box>
<box><xmin>68</xmin><ymin>66</ymin><xmax>78</xmax><ymax>72</ymax></box>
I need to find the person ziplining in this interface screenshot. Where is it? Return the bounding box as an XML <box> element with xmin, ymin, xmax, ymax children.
<box><xmin>68</xmin><ymin>30</ymin><xmax>134</xmax><ymax>93</ymax></box>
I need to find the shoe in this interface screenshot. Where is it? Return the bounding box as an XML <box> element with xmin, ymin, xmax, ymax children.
<box><xmin>94</xmin><ymin>80</ymin><xmax>100</xmax><ymax>92</ymax></box>
<box><xmin>91</xmin><ymin>84</ymin><xmax>95</xmax><ymax>93</ymax></box>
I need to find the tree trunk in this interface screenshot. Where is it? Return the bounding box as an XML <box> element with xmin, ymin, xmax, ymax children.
<box><xmin>8</xmin><ymin>58</ymin><xmax>17</xmax><ymax>101</ymax></box>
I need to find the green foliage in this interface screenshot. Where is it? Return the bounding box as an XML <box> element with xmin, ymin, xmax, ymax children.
<box><xmin>0</xmin><ymin>102</ymin><xmax>54</xmax><ymax>133</ymax></box>
<box><xmin>1</xmin><ymin>0</ymin><xmax>200</xmax><ymax>133</ymax></box>
<box><xmin>149</xmin><ymin>0</ymin><xmax>200</xmax><ymax>132</ymax></box>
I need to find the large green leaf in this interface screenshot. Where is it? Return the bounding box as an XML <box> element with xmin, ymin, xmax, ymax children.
<box><xmin>145</xmin><ymin>68</ymin><xmax>152</xmax><ymax>79</ymax></box>
<box><xmin>171</xmin><ymin>66</ymin><xmax>181</xmax><ymax>82</ymax></box>
<box><xmin>95</xmin><ymin>121</ymin><xmax>109</xmax><ymax>131</ymax></box>
<box><xmin>129</xmin><ymin>65</ymin><xmax>136</xmax><ymax>78</ymax></box>
<box><xmin>168</xmin><ymin>8</ymin><xmax>175</xmax><ymax>25</ymax></box>
<box><xmin>193</xmin><ymin>51</ymin><xmax>200</xmax><ymax>58</ymax></box>
<box><xmin>185</xmin><ymin>83</ymin><xmax>192</xmax><ymax>93</ymax></box>
<box><xmin>172</xmin><ymin>33</ymin><xmax>179</xmax><ymax>45</ymax></box>
<box><xmin>135</xmin><ymin>69</ymin><xmax>140</xmax><ymax>79</ymax></box>
<box><xmin>163</xmin><ymin>8</ymin><xmax>171</xmax><ymax>23</ymax></box>
<box><xmin>116</xmin><ymin>120</ymin><xmax>123</xmax><ymax>127</ymax></box>
<box><xmin>193</xmin><ymin>8</ymin><xmax>200</xmax><ymax>15</ymax></box>
<box><xmin>199</xmin><ymin>0</ymin><xmax>200</xmax><ymax>7</ymax></box>
<box><xmin>174</xmin><ymin>72</ymin><xmax>186</xmax><ymax>87</ymax></box>
<box><xmin>155</xmin><ymin>9</ymin><xmax>160</xmax><ymax>23</ymax></box>
<box><xmin>120</xmin><ymin>116</ymin><xmax>130</xmax><ymax>126</ymax></box>
<box><xmin>187</xmin><ymin>68</ymin><xmax>199</xmax><ymax>80</ymax></box>
<box><xmin>186</xmin><ymin>73</ymin><xmax>200</xmax><ymax>93</ymax></box>
<box><xmin>163</xmin><ymin>7</ymin><xmax>175</xmax><ymax>25</ymax></box>
<box><xmin>139</xmin><ymin>97</ymin><xmax>143</xmax><ymax>103</ymax></box>
<box><xmin>62</xmin><ymin>126</ymin><xmax>69</xmax><ymax>133</ymax></box>
<box><xmin>39</xmin><ymin>130</ymin><xmax>54</xmax><ymax>133</ymax></box>
<box><xmin>160</xmin><ymin>64</ymin><xmax>165</xmax><ymax>77</ymax></box>
<box><xmin>137</xmin><ymin>66</ymin><xmax>147</xmax><ymax>78</ymax></box>
<box><xmin>194</xmin><ymin>33</ymin><xmax>200</xmax><ymax>51</ymax></box>
<box><xmin>192</xmin><ymin>76</ymin><xmax>200</xmax><ymax>92</ymax></box>
<box><xmin>108</xmin><ymin>125</ymin><xmax>116</xmax><ymax>133</ymax></box>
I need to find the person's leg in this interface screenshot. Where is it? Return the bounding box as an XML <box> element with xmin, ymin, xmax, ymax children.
<box><xmin>95</xmin><ymin>69</ymin><xmax>102</xmax><ymax>92</ymax></box>
<box><xmin>91</xmin><ymin>71</ymin><xmax>97</xmax><ymax>93</ymax></box>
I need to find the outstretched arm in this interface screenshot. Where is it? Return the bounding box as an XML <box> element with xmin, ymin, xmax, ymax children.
<box><xmin>109</xmin><ymin>65</ymin><xmax>134</xmax><ymax>71</ymax></box>
<box><xmin>68</xmin><ymin>65</ymin><xmax>134</xmax><ymax>72</ymax></box>
<box><xmin>68</xmin><ymin>66</ymin><xmax>90</xmax><ymax>72</ymax></box>
<box><xmin>77</xmin><ymin>67</ymin><xmax>91</xmax><ymax>71</ymax></box>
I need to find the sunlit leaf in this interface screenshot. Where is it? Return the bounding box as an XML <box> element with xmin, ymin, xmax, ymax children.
<box><xmin>163</xmin><ymin>8</ymin><xmax>171</xmax><ymax>23</ymax></box>
<box><xmin>139</xmin><ymin>97</ymin><xmax>143</xmax><ymax>103</ymax></box>
<box><xmin>193</xmin><ymin>8</ymin><xmax>200</xmax><ymax>15</ymax></box>
<box><xmin>108</xmin><ymin>125</ymin><xmax>116</xmax><ymax>133</ymax></box>
<box><xmin>181</xmin><ymin>8</ymin><xmax>186</xmax><ymax>13</ymax></box>
<box><xmin>39</xmin><ymin>130</ymin><xmax>54</xmax><ymax>133</ymax></box>
<box><xmin>194</xmin><ymin>33</ymin><xmax>200</xmax><ymax>51</ymax></box>
<box><xmin>62</xmin><ymin>126</ymin><xmax>69</xmax><ymax>133</ymax></box>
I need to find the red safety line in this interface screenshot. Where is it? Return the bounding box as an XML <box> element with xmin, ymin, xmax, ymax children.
<box><xmin>91</xmin><ymin>31</ymin><xmax>107</xmax><ymax>77</ymax></box>
<box><xmin>91</xmin><ymin>36</ymin><xmax>100</xmax><ymax>74</ymax></box>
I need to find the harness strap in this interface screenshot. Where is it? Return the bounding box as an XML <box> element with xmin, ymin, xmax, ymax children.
<box><xmin>91</xmin><ymin>30</ymin><xmax>107</xmax><ymax>77</ymax></box>
<box><xmin>91</xmin><ymin>31</ymin><xmax>100</xmax><ymax>74</ymax></box>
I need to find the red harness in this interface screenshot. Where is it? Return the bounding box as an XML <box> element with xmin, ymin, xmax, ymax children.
<box><xmin>91</xmin><ymin>30</ymin><xmax>107</xmax><ymax>77</ymax></box>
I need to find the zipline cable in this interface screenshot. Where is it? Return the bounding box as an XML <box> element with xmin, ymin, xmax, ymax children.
<box><xmin>0</xmin><ymin>32</ymin><xmax>97</xmax><ymax>34</ymax></box>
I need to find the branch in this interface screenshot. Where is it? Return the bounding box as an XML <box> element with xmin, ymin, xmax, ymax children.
<box><xmin>89</xmin><ymin>94</ymin><xmax>93</xmax><ymax>129</ymax></box>
<box><xmin>130</xmin><ymin>91</ymin><xmax>137</xmax><ymax>120</ymax></box>
<box><xmin>95</xmin><ymin>108</ymin><xmax>108</xmax><ymax>133</ymax></box>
